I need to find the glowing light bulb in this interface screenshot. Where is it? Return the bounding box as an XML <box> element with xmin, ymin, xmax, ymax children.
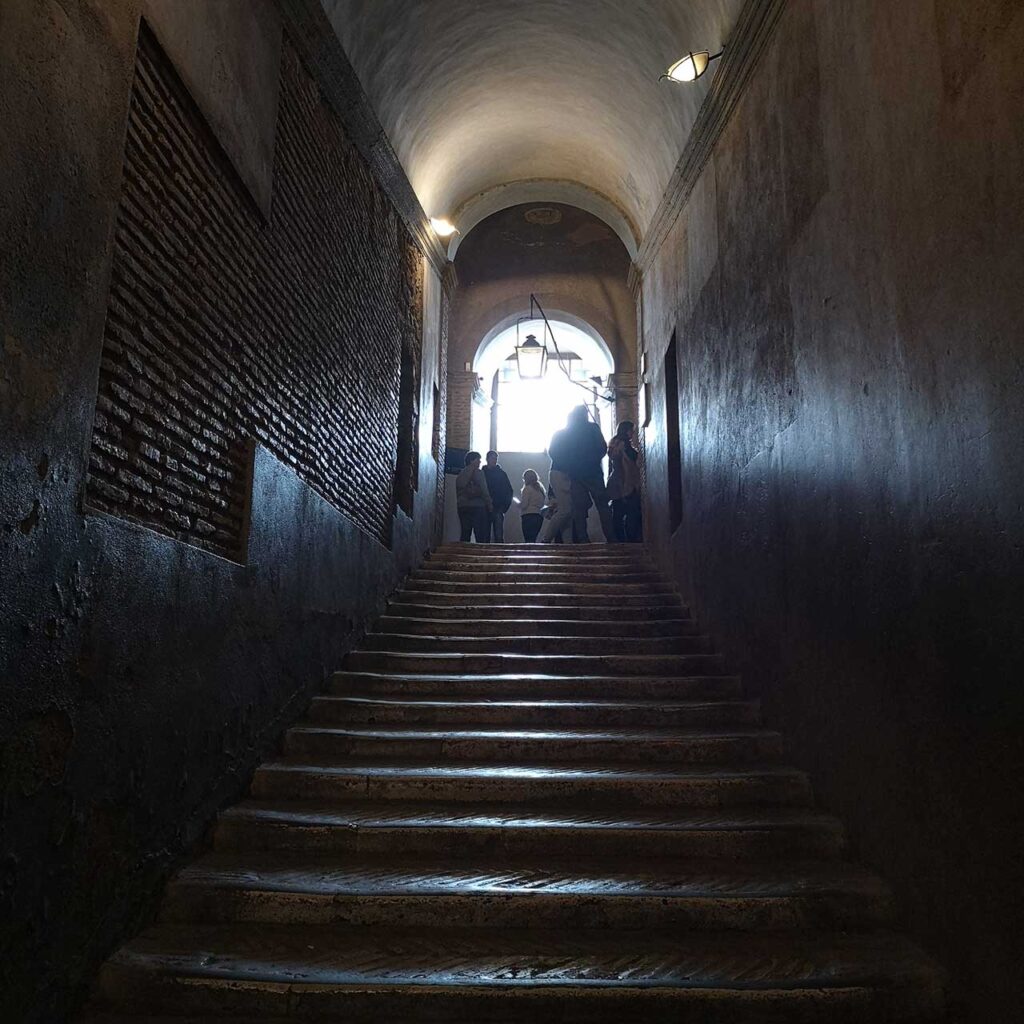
<box><xmin>430</xmin><ymin>217</ymin><xmax>457</xmax><ymax>237</ymax></box>
<box><xmin>663</xmin><ymin>50</ymin><xmax>713</xmax><ymax>83</ymax></box>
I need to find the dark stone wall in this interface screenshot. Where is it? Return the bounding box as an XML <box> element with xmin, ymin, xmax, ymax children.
<box><xmin>0</xmin><ymin>2</ymin><xmax>445</xmax><ymax>1019</ymax></box>
<box><xmin>640</xmin><ymin>0</ymin><xmax>1024</xmax><ymax>1019</ymax></box>
<box><xmin>89</xmin><ymin>27</ymin><xmax>424</xmax><ymax>554</ymax></box>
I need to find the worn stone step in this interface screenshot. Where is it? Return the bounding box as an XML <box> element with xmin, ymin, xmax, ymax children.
<box><xmin>95</xmin><ymin>924</ymin><xmax>943</xmax><ymax>1022</ymax></box>
<box><xmin>402</xmin><ymin>578</ymin><xmax>677</xmax><ymax>595</ymax></box>
<box><xmin>281</xmin><ymin>725</ymin><xmax>783</xmax><ymax>765</ymax></box>
<box><xmin>251</xmin><ymin>759</ymin><xmax>807</xmax><ymax>807</ymax></box>
<box><xmin>309</xmin><ymin>694</ymin><xmax>759</xmax><ymax>728</ymax></box>
<box><xmin>421</xmin><ymin>561</ymin><xmax>655</xmax><ymax>577</ymax></box>
<box><xmin>392</xmin><ymin>590</ymin><xmax>686</xmax><ymax>608</ymax></box>
<box><xmin>344</xmin><ymin>650</ymin><xmax>726</xmax><ymax>676</ymax></box>
<box><xmin>385</xmin><ymin>602</ymin><xmax>691</xmax><ymax>621</ymax></box>
<box><xmin>329</xmin><ymin>671</ymin><xmax>743</xmax><ymax>700</ymax></box>
<box><xmin>413</xmin><ymin>569</ymin><xmax>666</xmax><ymax>585</ymax></box>
<box><xmin>216</xmin><ymin>800</ymin><xmax>846</xmax><ymax>859</ymax></box>
<box><xmin>437</xmin><ymin>542</ymin><xmax>646</xmax><ymax>556</ymax></box>
<box><xmin>377</xmin><ymin>615</ymin><xmax>695</xmax><ymax>637</ymax></box>
<box><xmin>161</xmin><ymin>852</ymin><xmax>893</xmax><ymax>930</ymax></box>
<box><xmin>361</xmin><ymin>632</ymin><xmax>714</xmax><ymax>656</ymax></box>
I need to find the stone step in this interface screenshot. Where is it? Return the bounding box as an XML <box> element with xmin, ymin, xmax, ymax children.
<box><xmin>402</xmin><ymin>578</ymin><xmax>678</xmax><ymax>595</ymax></box>
<box><xmin>281</xmin><ymin>725</ymin><xmax>783</xmax><ymax>765</ymax></box>
<box><xmin>309</xmin><ymin>694</ymin><xmax>759</xmax><ymax>728</ymax></box>
<box><xmin>385</xmin><ymin>601</ymin><xmax>691</xmax><ymax>621</ymax></box>
<box><xmin>423</xmin><ymin>558</ymin><xmax>657</xmax><ymax>573</ymax></box>
<box><xmin>412</xmin><ymin>569</ymin><xmax>666</xmax><ymax>585</ymax></box>
<box><xmin>215</xmin><ymin>800</ymin><xmax>846</xmax><ymax>860</ymax></box>
<box><xmin>375</xmin><ymin>615</ymin><xmax>699</xmax><ymax>637</ymax></box>
<box><xmin>391</xmin><ymin>590</ymin><xmax>685</xmax><ymax>608</ymax></box>
<box><xmin>95</xmin><ymin>925</ymin><xmax>943</xmax><ymax>1022</ymax></box>
<box><xmin>361</xmin><ymin>632</ymin><xmax>715</xmax><ymax>655</ymax></box>
<box><xmin>251</xmin><ymin>759</ymin><xmax>807</xmax><ymax>806</ymax></box>
<box><xmin>329</xmin><ymin>671</ymin><xmax>743</xmax><ymax>700</ymax></box>
<box><xmin>161</xmin><ymin>852</ymin><xmax>893</xmax><ymax>930</ymax></box>
<box><xmin>344</xmin><ymin>650</ymin><xmax>726</xmax><ymax>676</ymax></box>
<box><xmin>437</xmin><ymin>542</ymin><xmax>645</xmax><ymax>556</ymax></box>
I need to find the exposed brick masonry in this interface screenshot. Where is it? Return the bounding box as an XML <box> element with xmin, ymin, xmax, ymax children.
<box><xmin>86</xmin><ymin>25</ymin><xmax>423</xmax><ymax>556</ymax></box>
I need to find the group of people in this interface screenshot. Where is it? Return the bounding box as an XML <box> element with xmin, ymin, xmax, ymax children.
<box><xmin>455</xmin><ymin>406</ymin><xmax>642</xmax><ymax>544</ymax></box>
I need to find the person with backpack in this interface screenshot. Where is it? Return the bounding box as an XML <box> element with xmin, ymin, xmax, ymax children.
<box><xmin>482</xmin><ymin>450</ymin><xmax>514</xmax><ymax>543</ymax></box>
<box><xmin>455</xmin><ymin>451</ymin><xmax>492</xmax><ymax>543</ymax></box>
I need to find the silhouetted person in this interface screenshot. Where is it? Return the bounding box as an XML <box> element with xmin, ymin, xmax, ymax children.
<box><xmin>518</xmin><ymin>468</ymin><xmax>545</xmax><ymax>543</ymax></box>
<box><xmin>482</xmin><ymin>450</ymin><xmax>513</xmax><ymax>543</ymax></box>
<box><xmin>607</xmin><ymin>420</ymin><xmax>642</xmax><ymax>542</ymax></box>
<box><xmin>540</xmin><ymin>405</ymin><xmax>616</xmax><ymax>543</ymax></box>
<box><xmin>455</xmin><ymin>451</ymin><xmax>492</xmax><ymax>543</ymax></box>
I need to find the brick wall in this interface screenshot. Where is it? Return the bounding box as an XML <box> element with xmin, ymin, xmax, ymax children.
<box><xmin>86</xmin><ymin>25</ymin><xmax>422</xmax><ymax>556</ymax></box>
<box><xmin>445</xmin><ymin>369</ymin><xmax>483</xmax><ymax>449</ymax></box>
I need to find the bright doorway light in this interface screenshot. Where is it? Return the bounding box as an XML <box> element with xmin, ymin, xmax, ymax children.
<box><xmin>475</xmin><ymin>319</ymin><xmax>614</xmax><ymax>454</ymax></box>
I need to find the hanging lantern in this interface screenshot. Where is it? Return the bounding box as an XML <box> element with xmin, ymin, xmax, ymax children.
<box><xmin>515</xmin><ymin>333</ymin><xmax>548</xmax><ymax>380</ymax></box>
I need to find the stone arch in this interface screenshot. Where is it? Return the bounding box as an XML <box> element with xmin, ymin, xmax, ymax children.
<box><xmin>448</xmin><ymin>181</ymin><xmax>639</xmax><ymax>262</ymax></box>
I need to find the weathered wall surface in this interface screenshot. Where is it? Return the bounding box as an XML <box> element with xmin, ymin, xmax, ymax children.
<box><xmin>0</xmin><ymin>1</ymin><xmax>444</xmax><ymax>1019</ymax></box>
<box><xmin>450</xmin><ymin>203</ymin><xmax>636</xmax><ymax>373</ymax></box>
<box><xmin>640</xmin><ymin>0</ymin><xmax>1024</xmax><ymax>1018</ymax></box>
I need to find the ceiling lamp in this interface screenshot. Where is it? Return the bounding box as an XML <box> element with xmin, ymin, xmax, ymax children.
<box><xmin>661</xmin><ymin>49</ymin><xmax>723</xmax><ymax>84</ymax></box>
<box><xmin>515</xmin><ymin>333</ymin><xmax>548</xmax><ymax>380</ymax></box>
<box><xmin>430</xmin><ymin>217</ymin><xmax>457</xmax><ymax>237</ymax></box>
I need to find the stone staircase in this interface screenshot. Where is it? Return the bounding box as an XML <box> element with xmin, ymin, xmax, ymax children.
<box><xmin>85</xmin><ymin>543</ymin><xmax>944</xmax><ymax>1022</ymax></box>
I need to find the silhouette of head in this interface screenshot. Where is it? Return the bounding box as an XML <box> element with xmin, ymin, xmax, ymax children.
<box><xmin>464</xmin><ymin>451</ymin><xmax>481</xmax><ymax>468</ymax></box>
<box><xmin>616</xmin><ymin>420</ymin><xmax>635</xmax><ymax>440</ymax></box>
<box><xmin>485</xmin><ymin>451</ymin><xmax>498</xmax><ymax>467</ymax></box>
<box><xmin>568</xmin><ymin>405</ymin><xmax>589</xmax><ymax>427</ymax></box>
<box><xmin>523</xmin><ymin>469</ymin><xmax>538</xmax><ymax>486</ymax></box>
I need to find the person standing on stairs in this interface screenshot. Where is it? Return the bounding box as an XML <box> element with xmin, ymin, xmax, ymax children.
<box><xmin>482</xmin><ymin>450</ymin><xmax>514</xmax><ymax>543</ymax></box>
<box><xmin>539</xmin><ymin>404</ymin><xmax>617</xmax><ymax>543</ymax></box>
<box><xmin>607</xmin><ymin>420</ymin><xmax>643</xmax><ymax>542</ymax></box>
<box><xmin>518</xmin><ymin>468</ymin><xmax>546</xmax><ymax>542</ymax></box>
<box><xmin>455</xmin><ymin>451</ymin><xmax>492</xmax><ymax>542</ymax></box>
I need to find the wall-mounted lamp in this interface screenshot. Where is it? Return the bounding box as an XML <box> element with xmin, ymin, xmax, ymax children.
<box><xmin>430</xmin><ymin>217</ymin><xmax>458</xmax><ymax>237</ymax></box>
<box><xmin>660</xmin><ymin>49</ymin><xmax>723</xmax><ymax>84</ymax></box>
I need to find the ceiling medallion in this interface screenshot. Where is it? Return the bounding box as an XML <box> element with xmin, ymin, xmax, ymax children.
<box><xmin>524</xmin><ymin>207</ymin><xmax>562</xmax><ymax>225</ymax></box>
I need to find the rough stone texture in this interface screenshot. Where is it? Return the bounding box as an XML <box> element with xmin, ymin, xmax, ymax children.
<box><xmin>639</xmin><ymin>0</ymin><xmax>1024</xmax><ymax>1019</ymax></box>
<box><xmin>142</xmin><ymin>0</ymin><xmax>283</xmax><ymax>216</ymax></box>
<box><xmin>0</xmin><ymin>2</ymin><xmax>444</xmax><ymax>1020</ymax></box>
<box><xmin>84</xmin><ymin>544</ymin><xmax>943</xmax><ymax>1021</ymax></box>
<box><xmin>87</xmin><ymin>25</ymin><xmax>423</xmax><ymax>555</ymax></box>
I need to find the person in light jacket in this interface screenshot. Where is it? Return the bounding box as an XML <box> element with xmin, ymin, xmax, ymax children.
<box><xmin>455</xmin><ymin>451</ymin><xmax>492</xmax><ymax>543</ymax></box>
<box><xmin>518</xmin><ymin>468</ymin><xmax>546</xmax><ymax>543</ymax></box>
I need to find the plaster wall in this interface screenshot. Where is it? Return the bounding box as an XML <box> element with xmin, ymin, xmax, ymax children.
<box><xmin>322</xmin><ymin>0</ymin><xmax>745</xmax><ymax>232</ymax></box>
<box><xmin>639</xmin><ymin>0</ymin><xmax>1024</xmax><ymax>1018</ymax></box>
<box><xmin>450</xmin><ymin>203</ymin><xmax>637</xmax><ymax>384</ymax></box>
<box><xmin>0</xmin><ymin>2</ymin><xmax>443</xmax><ymax>1019</ymax></box>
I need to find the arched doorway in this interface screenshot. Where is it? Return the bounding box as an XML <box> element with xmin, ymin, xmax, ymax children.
<box><xmin>472</xmin><ymin>316</ymin><xmax>615</xmax><ymax>454</ymax></box>
<box><xmin>441</xmin><ymin>314</ymin><xmax>617</xmax><ymax>542</ymax></box>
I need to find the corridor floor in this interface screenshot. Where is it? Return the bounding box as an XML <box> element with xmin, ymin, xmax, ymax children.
<box><xmin>84</xmin><ymin>543</ymin><xmax>944</xmax><ymax>1021</ymax></box>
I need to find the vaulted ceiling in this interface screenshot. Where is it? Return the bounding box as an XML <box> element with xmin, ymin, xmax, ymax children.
<box><xmin>322</xmin><ymin>0</ymin><xmax>744</xmax><ymax>242</ymax></box>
